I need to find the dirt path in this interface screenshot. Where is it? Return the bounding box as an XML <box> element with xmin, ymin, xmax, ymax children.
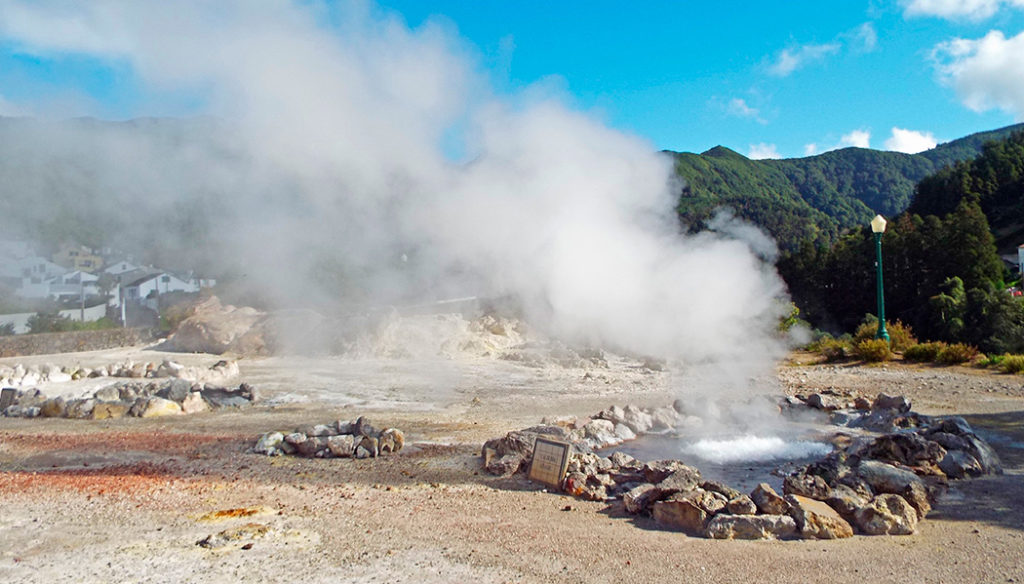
<box><xmin>1</xmin><ymin>349</ymin><xmax>1023</xmax><ymax>583</ymax></box>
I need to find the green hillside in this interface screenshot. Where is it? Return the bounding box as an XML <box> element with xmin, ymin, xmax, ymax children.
<box><xmin>668</xmin><ymin>123</ymin><xmax>1024</xmax><ymax>251</ymax></box>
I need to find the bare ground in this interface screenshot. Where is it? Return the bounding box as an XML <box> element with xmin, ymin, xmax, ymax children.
<box><xmin>1</xmin><ymin>348</ymin><xmax>1023</xmax><ymax>584</ymax></box>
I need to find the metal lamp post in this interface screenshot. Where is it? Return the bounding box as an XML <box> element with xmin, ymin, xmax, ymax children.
<box><xmin>871</xmin><ymin>214</ymin><xmax>889</xmax><ymax>343</ymax></box>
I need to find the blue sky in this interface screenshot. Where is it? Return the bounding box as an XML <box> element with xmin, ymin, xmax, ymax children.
<box><xmin>2</xmin><ymin>1</ymin><xmax>1024</xmax><ymax>159</ymax></box>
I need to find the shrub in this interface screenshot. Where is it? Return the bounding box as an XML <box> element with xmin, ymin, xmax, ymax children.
<box><xmin>855</xmin><ymin>339</ymin><xmax>892</xmax><ymax>362</ymax></box>
<box><xmin>903</xmin><ymin>342</ymin><xmax>948</xmax><ymax>363</ymax></box>
<box><xmin>937</xmin><ymin>343</ymin><xmax>980</xmax><ymax>365</ymax></box>
<box><xmin>854</xmin><ymin>318</ymin><xmax>917</xmax><ymax>352</ymax></box>
<box><xmin>0</xmin><ymin>322</ymin><xmax>14</xmax><ymax>336</ymax></box>
<box><xmin>1001</xmin><ymin>355</ymin><xmax>1024</xmax><ymax>374</ymax></box>
<box><xmin>814</xmin><ymin>337</ymin><xmax>852</xmax><ymax>362</ymax></box>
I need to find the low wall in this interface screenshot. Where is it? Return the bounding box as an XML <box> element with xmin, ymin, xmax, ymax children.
<box><xmin>0</xmin><ymin>303</ymin><xmax>109</xmax><ymax>334</ymax></box>
<box><xmin>0</xmin><ymin>328</ymin><xmax>161</xmax><ymax>358</ymax></box>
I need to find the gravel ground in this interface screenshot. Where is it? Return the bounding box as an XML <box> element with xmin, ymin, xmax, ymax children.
<box><xmin>1</xmin><ymin>348</ymin><xmax>1023</xmax><ymax>583</ymax></box>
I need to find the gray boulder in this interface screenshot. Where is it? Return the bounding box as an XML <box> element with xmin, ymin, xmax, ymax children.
<box><xmin>785</xmin><ymin>494</ymin><xmax>853</xmax><ymax>539</ymax></box>
<box><xmin>705</xmin><ymin>514</ymin><xmax>797</xmax><ymax>540</ymax></box>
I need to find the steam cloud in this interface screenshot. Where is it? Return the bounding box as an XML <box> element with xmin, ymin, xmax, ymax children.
<box><xmin>0</xmin><ymin>2</ymin><xmax>789</xmax><ymax>379</ymax></box>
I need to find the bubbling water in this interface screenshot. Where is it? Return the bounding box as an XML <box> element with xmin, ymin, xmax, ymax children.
<box><xmin>682</xmin><ymin>435</ymin><xmax>832</xmax><ymax>465</ymax></box>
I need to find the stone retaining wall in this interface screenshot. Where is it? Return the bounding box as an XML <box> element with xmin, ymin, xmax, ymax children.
<box><xmin>0</xmin><ymin>328</ymin><xmax>161</xmax><ymax>358</ymax></box>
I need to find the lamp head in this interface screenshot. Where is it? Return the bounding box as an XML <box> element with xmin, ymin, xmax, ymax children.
<box><xmin>871</xmin><ymin>214</ymin><xmax>887</xmax><ymax>234</ymax></box>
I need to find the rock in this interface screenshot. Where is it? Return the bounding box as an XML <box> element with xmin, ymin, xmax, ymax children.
<box><xmin>806</xmin><ymin>393</ymin><xmax>842</xmax><ymax>411</ymax></box>
<box><xmin>824</xmin><ymin>484</ymin><xmax>868</xmax><ymax>521</ymax></box>
<box><xmin>378</xmin><ymin>428</ymin><xmax>405</xmax><ymax>454</ymax></box>
<box><xmin>863</xmin><ymin>432</ymin><xmax>946</xmax><ymax>468</ymax></box>
<box><xmin>901</xmin><ymin>481</ymin><xmax>932</xmax><ymax>519</ymax></box>
<box><xmin>297</xmin><ymin>437</ymin><xmax>327</xmax><ymax>457</ymax></box>
<box><xmin>140</xmin><ymin>397</ymin><xmax>182</xmax><ymax>418</ymax></box>
<box><xmin>335</xmin><ymin>419</ymin><xmax>355</xmax><ymax>434</ymax></box>
<box><xmin>613</xmin><ymin>423</ymin><xmax>637</xmax><ymax>442</ymax></box>
<box><xmin>200</xmin><ymin>385</ymin><xmax>251</xmax><ymax>408</ymax></box>
<box><xmin>308</xmin><ymin>424</ymin><xmax>335</xmax><ymax>437</ymax></box>
<box><xmin>963</xmin><ymin>435</ymin><xmax>1003</xmax><ymax>475</ymax></box>
<box><xmin>157</xmin><ymin>359</ymin><xmax>185</xmax><ymax>377</ymax></box>
<box><xmin>354</xmin><ymin>435</ymin><xmax>379</xmax><ymax>458</ymax></box>
<box><xmin>656</xmin><ymin>467</ymin><xmax>702</xmax><ymax>496</ymax></box>
<box><xmin>487</xmin><ymin>453</ymin><xmax>525</xmax><ymax>476</ymax></box>
<box><xmin>623</xmin><ymin>484</ymin><xmax>658</xmax><ymax>514</ymax></box>
<box><xmin>610</xmin><ymin>451</ymin><xmax>640</xmax><ymax>469</ymax></box>
<box><xmin>652</xmin><ymin>497</ymin><xmax>708</xmax><ymax>535</ymax></box>
<box><xmin>854</xmin><ymin>494</ymin><xmax>918</xmax><ymax>535</ymax></box>
<box><xmin>726</xmin><ymin>495</ymin><xmax>758</xmax><ymax>515</ymax></box>
<box><xmin>39</xmin><ymin>397</ymin><xmax>67</xmax><ymax>418</ymax></box>
<box><xmin>167</xmin><ymin>296</ymin><xmax>267</xmax><ymax>355</ymax></box>
<box><xmin>856</xmin><ymin>459</ymin><xmax>922</xmax><ymax>492</ymax></box>
<box><xmin>284</xmin><ymin>432</ymin><xmax>308</xmax><ymax>445</ymax></box>
<box><xmin>705</xmin><ymin>514</ymin><xmax>797</xmax><ymax>540</ymax></box>
<box><xmin>581</xmin><ymin>419</ymin><xmax>620</xmax><ymax>449</ymax></box>
<box><xmin>872</xmin><ymin>393</ymin><xmax>911</xmax><ymax>413</ymax></box>
<box><xmin>93</xmin><ymin>386</ymin><xmax>121</xmax><ymax>402</ymax></box>
<box><xmin>91</xmin><ymin>402</ymin><xmax>130</xmax><ymax>420</ymax></box>
<box><xmin>938</xmin><ymin>450</ymin><xmax>984</xmax><ymax>479</ymax></box>
<box><xmin>785</xmin><ymin>494</ymin><xmax>854</xmax><ymax>539</ymax></box>
<box><xmin>481</xmin><ymin>425</ymin><xmax>570</xmax><ymax>475</ymax></box>
<box><xmin>621</xmin><ymin>405</ymin><xmax>654</xmax><ymax>434</ymax></box>
<box><xmin>65</xmin><ymin>399</ymin><xmax>96</xmax><ymax>419</ymax></box>
<box><xmin>750</xmin><ymin>483</ymin><xmax>790</xmax><ymax>515</ymax></box>
<box><xmin>181</xmin><ymin>392</ymin><xmax>211</xmax><ymax>414</ymax></box>
<box><xmin>649</xmin><ymin>406</ymin><xmax>678</xmax><ymax>430</ymax></box>
<box><xmin>327</xmin><ymin>434</ymin><xmax>355</xmax><ymax>457</ymax></box>
<box><xmin>783</xmin><ymin>473</ymin><xmax>832</xmax><ymax>500</ymax></box>
<box><xmin>701</xmin><ymin>480</ymin><xmax>741</xmax><ymax>501</ymax></box>
<box><xmin>853</xmin><ymin>396</ymin><xmax>872</xmax><ymax>410</ymax></box>
<box><xmin>254</xmin><ymin>432</ymin><xmax>285</xmax><ymax>455</ymax></box>
<box><xmin>643</xmin><ymin>460</ymin><xmax>698</xmax><ymax>484</ymax></box>
<box><xmin>352</xmin><ymin>416</ymin><xmax>378</xmax><ymax>438</ymax></box>
<box><xmin>158</xmin><ymin>378</ymin><xmax>194</xmax><ymax>403</ymax></box>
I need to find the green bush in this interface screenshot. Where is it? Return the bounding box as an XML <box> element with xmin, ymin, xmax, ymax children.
<box><xmin>0</xmin><ymin>322</ymin><xmax>14</xmax><ymax>336</ymax></box>
<box><xmin>855</xmin><ymin>339</ymin><xmax>892</xmax><ymax>362</ymax></box>
<box><xmin>903</xmin><ymin>342</ymin><xmax>948</xmax><ymax>362</ymax></box>
<box><xmin>937</xmin><ymin>343</ymin><xmax>980</xmax><ymax>364</ymax></box>
<box><xmin>854</xmin><ymin>317</ymin><xmax>917</xmax><ymax>352</ymax></box>
<box><xmin>815</xmin><ymin>337</ymin><xmax>852</xmax><ymax>362</ymax></box>
<box><xmin>1001</xmin><ymin>355</ymin><xmax>1024</xmax><ymax>373</ymax></box>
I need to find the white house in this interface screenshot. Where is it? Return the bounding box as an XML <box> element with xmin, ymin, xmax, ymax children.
<box><xmin>104</xmin><ymin>260</ymin><xmax>141</xmax><ymax>276</ymax></box>
<box><xmin>47</xmin><ymin>270</ymin><xmax>100</xmax><ymax>301</ymax></box>
<box><xmin>122</xmin><ymin>271</ymin><xmax>199</xmax><ymax>309</ymax></box>
<box><xmin>8</xmin><ymin>256</ymin><xmax>71</xmax><ymax>298</ymax></box>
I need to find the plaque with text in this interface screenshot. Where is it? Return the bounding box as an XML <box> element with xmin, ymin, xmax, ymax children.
<box><xmin>527</xmin><ymin>437</ymin><xmax>572</xmax><ymax>488</ymax></box>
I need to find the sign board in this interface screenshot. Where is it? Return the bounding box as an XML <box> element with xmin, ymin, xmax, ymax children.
<box><xmin>527</xmin><ymin>437</ymin><xmax>572</xmax><ymax>488</ymax></box>
<box><xmin>0</xmin><ymin>388</ymin><xmax>15</xmax><ymax>410</ymax></box>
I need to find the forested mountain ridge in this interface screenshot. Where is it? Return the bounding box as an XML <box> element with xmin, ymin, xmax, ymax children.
<box><xmin>668</xmin><ymin>122</ymin><xmax>1024</xmax><ymax>251</ymax></box>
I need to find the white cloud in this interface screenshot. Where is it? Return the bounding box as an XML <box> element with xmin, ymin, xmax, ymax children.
<box><xmin>803</xmin><ymin>143</ymin><xmax>819</xmax><ymax>156</ymax></box>
<box><xmin>884</xmin><ymin>127</ymin><xmax>938</xmax><ymax>153</ymax></box>
<box><xmin>768</xmin><ymin>42</ymin><xmax>841</xmax><ymax>76</ymax></box>
<box><xmin>933</xmin><ymin>30</ymin><xmax>1024</xmax><ymax>119</ymax></box>
<box><xmin>904</xmin><ymin>0</ymin><xmax>1024</xmax><ymax>21</ymax></box>
<box><xmin>851</xmin><ymin>22</ymin><xmax>877</xmax><ymax>51</ymax></box>
<box><xmin>840</xmin><ymin>129</ymin><xmax>871</xmax><ymax>148</ymax></box>
<box><xmin>727</xmin><ymin>97</ymin><xmax>760</xmax><ymax>119</ymax></box>
<box><xmin>748</xmin><ymin>143</ymin><xmax>780</xmax><ymax>159</ymax></box>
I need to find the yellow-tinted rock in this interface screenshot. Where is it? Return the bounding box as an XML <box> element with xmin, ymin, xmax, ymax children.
<box><xmin>92</xmin><ymin>402</ymin><xmax>130</xmax><ymax>419</ymax></box>
<box><xmin>140</xmin><ymin>397</ymin><xmax>182</xmax><ymax>418</ymax></box>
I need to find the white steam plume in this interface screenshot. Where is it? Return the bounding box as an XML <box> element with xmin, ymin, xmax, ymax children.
<box><xmin>0</xmin><ymin>1</ymin><xmax>789</xmax><ymax>375</ymax></box>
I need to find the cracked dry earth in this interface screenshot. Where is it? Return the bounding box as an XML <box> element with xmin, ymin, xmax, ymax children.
<box><xmin>1</xmin><ymin>348</ymin><xmax>1024</xmax><ymax>584</ymax></box>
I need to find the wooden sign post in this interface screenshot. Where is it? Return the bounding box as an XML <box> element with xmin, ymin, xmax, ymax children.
<box><xmin>527</xmin><ymin>437</ymin><xmax>572</xmax><ymax>488</ymax></box>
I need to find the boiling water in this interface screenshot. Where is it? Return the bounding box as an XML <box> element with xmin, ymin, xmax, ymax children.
<box><xmin>612</xmin><ymin>430</ymin><xmax>834</xmax><ymax>493</ymax></box>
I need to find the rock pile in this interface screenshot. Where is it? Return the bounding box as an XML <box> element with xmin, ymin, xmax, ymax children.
<box><xmin>482</xmin><ymin>394</ymin><xmax>1002</xmax><ymax>540</ymax></box>
<box><xmin>482</xmin><ymin>404</ymin><xmax>679</xmax><ymax>475</ymax></box>
<box><xmin>1</xmin><ymin>378</ymin><xmax>258</xmax><ymax>419</ymax></box>
<box><xmin>0</xmin><ymin>358</ymin><xmax>240</xmax><ymax>388</ymax></box>
<box><xmin>253</xmin><ymin>417</ymin><xmax>404</xmax><ymax>459</ymax></box>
